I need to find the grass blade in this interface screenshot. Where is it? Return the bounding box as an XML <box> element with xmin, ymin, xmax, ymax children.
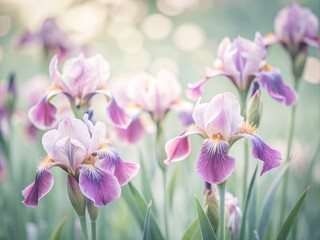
<box><xmin>49</xmin><ymin>216</ymin><xmax>68</xmax><ymax>240</ymax></box>
<box><xmin>182</xmin><ymin>218</ymin><xmax>200</xmax><ymax>240</ymax></box>
<box><xmin>258</xmin><ymin>164</ymin><xmax>289</xmax><ymax>238</ymax></box>
<box><xmin>143</xmin><ymin>201</ymin><xmax>152</xmax><ymax>240</ymax></box>
<box><xmin>239</xmin><ymin>166</ymin><xmax>258</xmax><ymax>240</ymax></box>
<box><xmin>195</xmin><ymin>195</ymin><xmax>217</xmax><ymax>240</ymax></box>
<box><xmin>168</xmin><ymin>165</ymin><xmax>180</xmax><ymax>208</ymax></box>
<box><xmin>275</xmin><ymin>186</ymin><xmax>309</xmax><ymax>240</ymax></box>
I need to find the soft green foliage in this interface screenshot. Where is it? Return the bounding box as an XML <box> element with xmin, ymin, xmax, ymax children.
<box><xmin>276</xmin><ymin>186</ymin><xmax>310</xmax><ymax>240</ymax></box>
<box><xmin>49</xmin><ymin>216</ymin><xmax>68</xmax><ymax>240</ymax></box>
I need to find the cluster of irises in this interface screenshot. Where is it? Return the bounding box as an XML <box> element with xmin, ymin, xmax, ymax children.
<box><xmin>0</xmin><ymin>2</ymin><xmax>318</xmax><ymax>240</ymax></box>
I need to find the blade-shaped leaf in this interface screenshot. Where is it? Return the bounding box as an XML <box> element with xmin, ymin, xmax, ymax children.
<box><xmin>49</xmin><ymin>216</ymin><xmax>68</xmax><ymax>240</ymax></box>
<box><xmin>143</xmin><ymin>201</ymin><xmax>152</xmax><ymax>240</ymax></box>
<box><xmin>195</xmin><ymin>196</ymin><xmax>217</xmax><ymax>240</ymax></box>
<box><xmin>182</xmin><ymin>218</ymin><xmax>201</xmax><ymax>240</ymax></box>
<box><xmin>275</xmin><ymin>186</ymin><xmax>309</xmax><ymax>240</ymax></box>
<box><xmin>169</xmin><ymin>165</ymin><xmax>180</xmax><ymax>209</ymax></box>
<box><xmin>139</xmin><ymin>149</ymin><xmax>154</xmax><ymax>203</ymax></box>
<box><xmin>122</xmin><ymin>183</ymin><xmax>164</xmax><ymax>240</ymax></box>
<box><xmin>239</xmin><ymin>166</ymin><xmax>258</xmax><ymax>240</ymax></box>
<box><xmin>258</xmin><ymin>164</ymin><xmax>289</xmax><ymax>238</ymax></box>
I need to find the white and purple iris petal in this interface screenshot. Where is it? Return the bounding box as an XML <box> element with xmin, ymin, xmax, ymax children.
<box><xmin>113</xmin><ymin>118</ymin><xmax>146</xmax><ymax>144</ymax></box>
<box><xmin>79</xmin><ymin>165</ymin><xmax>121</xmax><ymax>207</ymax></box>
<box><xmin>96</xmin><ymin>147</ymin><xmax>139</xmax><ymax>186</ymax></box>
<box><xmin>195</xmin><ymin>140</ymin><xmax>235</xmax><ymax>184</ymax></box>
<box><xmin>239</xmin><ymin>134</ymin><xmax>282</xmax><ymax>175</ymax></box>
<box><xmin>106</xmin><ymin>98</ymin><xmax>132</xmax><ymax>129</ymax></box>
<box><xmin>257</xmin><ymin>70</ymin><xmax>298</xmax><ymax>106</ymax></box>
<box><xmin>28</xmin><ymin>97</ymin><xmax>57</xmax><ymax>130</ymax></box>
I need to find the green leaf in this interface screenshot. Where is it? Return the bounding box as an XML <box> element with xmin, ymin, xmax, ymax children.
<box><xmin>258</xmin><ymin>164</ymin><xmax>289</xmax><ymax>238</ymax></box>
<box><xmin>143</xmin><ymin>201</ymin><xmax>152</xmax><ymax>240</ymax></box>
<box><xmin>195</xmin><ymin>196</ymin><xmax>217</xmax><ymax>240</ymax></box>
<box><xmin>168</xmin><ymin>165</ymin><xmax>180</xmax><ymax>208</ymax></box>
<box><xmin>248</xmin><ymin>183</ymin><xmax>256</xmax><ymax>239</ymax></box>
<box><xmin>122</xmin><ymin>183</ymin><xmax>164</xmax><ymax>240</ymax></box>
<box><xmin>49</xmin><ymin>216</ymin><xmax>68</xmax><ymax>240</ymax></box>
<box><xmin>139</xmin><ymin>149</ymin><xmax>154</xmax><ymax>204</ymax></box>
<box><xmin>275</xmin><ymin>186</ymin><xmax>309</xmax><ymax>240</ymax></box>
<box><xmin>182</xmin><ymin>219</ymin><xmax>201</xmax><ymax>240</ymax></box>
<box><xmin>239</xmin><ymin>166</ymin><xmax>258</xmax><ymax>240</ymax></box>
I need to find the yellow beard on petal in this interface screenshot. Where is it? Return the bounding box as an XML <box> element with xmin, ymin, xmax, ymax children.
<box><xmin>238</xmin><ymin>121</ymin><xmax>258</xmax><ymax>135</ymax></box>
<box><xmin>37</xmin><ymin>157</ymin><xmax>55</xmax><ymax>170</ymax></box>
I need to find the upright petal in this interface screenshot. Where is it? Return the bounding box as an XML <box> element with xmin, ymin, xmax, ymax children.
<box><xmin>164</xmin><ymin>126</ymin><xmax>205</xmax><ymax>164</ymax></box>
<box><xmin>28</xmin><ymin>97</ymin><xmax>57</xmax><ymax>130</ymax></box>
<box><xmin>98</xmin><ymin>146</ymin><xmax>139</xmax><ymax>186</ymax></box>
<box><xmin>79</xmin><ymin>165</ymin><xmax>121</xmax><ymax>207</ymax></box>
<box><xmin>22</xmin><ymin>158</ymin><xmax>59</xmax><ymax>207</ymax></box>
<box><xmin>257</xmin><ymin>69</ymin><xmax>298</xmax><ymax>106</ymax></box>
<box><xmin>107</xmin><ymin>98</ymin><xmax>132</xmax><ymax>129</ymax></box>
<box><xmin>239</xmin><ymin>133</ymin><xmax>281</xmax><ymax>175</ymax></box>
<box><xmin>195</xmin><ymin>139</ymin><xmax>235</xmax><ymax>184</ymax></box>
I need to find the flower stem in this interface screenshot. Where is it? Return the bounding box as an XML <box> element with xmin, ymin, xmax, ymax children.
<box><xmin>163</xmin><ymin>168</ymin><xmax>169</xmax><ymax>240</ymax></box>
<box><xmin>79</xmin><ymin>215</ymin><xmax>89</xmax><ymax>240</ymax></box>
<box><xmin>218</xmin><ymin>181</ymin><xmax>226</xmax><ymax>240</ymax></box>
<box><xmin>91</xmin><ymin>220</ymin><xmax>97</xmax><ymax>240</ymax></box>
<box><xmin>280</xmin><ymin>76</ymin><xmax>299</xmax><ymax>224</ymax></box>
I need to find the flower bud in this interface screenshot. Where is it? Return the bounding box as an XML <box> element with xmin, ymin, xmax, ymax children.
<box><xmin>246</xmin><ymin>82</ymin><xmax>262</xmax><ymax>127</ymax></box>
<box><xmin>6</xmin><ymin>73</ymin><xmax>17</xmax><ymax>117</ymax></box>
<box><xmin>87</xmin><ymin>199</ymin><xmax>99</xmax><ymax>221</ymax></box>
<box><xmin>292</xmin><ymin>50</ymin><xmax>307</xmax><ymax>82</ymax></box>
<box><xmin>67</xmin><ymin>175</ymin><xmax>86</xmax><ymax>217</ymax></box>
<box><xmin>203</xmin><ymin>188</ymin><xmax>220</xmax><ymax>231</ymax></box>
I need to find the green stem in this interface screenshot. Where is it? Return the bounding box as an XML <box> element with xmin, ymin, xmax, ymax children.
<box><xmin>238</xmin><ymin>90</ymin><xmax>249</xmax><ymax>203</ymax></box>
<box><xmin>79</xmin><ymin>216</ymin><xmax>89</xmax><ymax>240</ymax></box>
<box><xmin>280</xmin><ymin>76</ymin><xmax>299</xmax><ymax>224</ymax></box>
<box><xmin>91</xmin><ymin>220</ymin><xmax>97</xmax><ymax>240</ymax></box>
<box><xmin>217</xmin><ymin>182</ymin><xmax>226</xmax><ymax>240</ymax></box>
<box><xmin>163</xmin><ymin>169</ymin><xmax>169</xmax><ymax>240</ymax></box>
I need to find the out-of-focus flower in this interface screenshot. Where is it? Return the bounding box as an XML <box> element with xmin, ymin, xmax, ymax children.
<box><xmin>16</xmin><ymin>18</ymin><xmax>86</xmax><ymax>60</ymax></box>
<box><xmin>265</xmin><ymin>3</ymin><xmax>319</xmax><ymax>58</ymax></box>
<box><xmin>265</xmin><ymin>3</ymin><xmax>319</xmax><ymax>81</ymax></box>
<box><xmin>0</xmin><ymin>153</ymin><xmax>6</xmax><ymax>182</ymax></box>
<box><xmin>246</xmin><ymin>82</ymin><xmax>262</xmax><ymax>126</ymax></box>
<box><xmin>187</xmin><ymin>33</ymin><xmax>298</xmax><ymax>106</ymax></box>
<box><xmin>164</xmin><ymin>92</ymin><xmax>281</xmax><ymax>184</ymax></box>
<box><xmin>22</xmin><ymin>114</ymin><xmax>139</xmax><ymax>207</ymax></box>
<box><xmin>225</xmin><ymin>192</ymin><xmax>242</xmax><ymax>240</ymax></box>
<box><xmin>0</xmin><ymin>74</ymin><xmax>16</xmax><ymax>140</ymax></box>
<box><xmin>28</xmin><ymin>54</ymin><xmax>131</xmax><ymax>130</ymax></box>
<box><xmin>111</xmin><ymin>70</ymin><xmax>192</xmax><ymax>144</ymax></box>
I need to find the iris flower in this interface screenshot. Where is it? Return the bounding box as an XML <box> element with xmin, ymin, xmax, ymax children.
<box><xmin>164</xmin><ymin>92</ymin><xmax>281</xmax><ymax>184</ymax></box>
<box><xmin>16</xmin><ymin>18</ymin><xmax>86</xmax><ymax>60</ymax></box>
<box><xmin>22</xmin><ymin>114</ymin><xmax>139</xmax><ymax>207</ymax></box>
<box><xmin>265</xmin><ymin>3</ymin><xmax>319</xmax><ymax>57</ymax></box>
<box><xmin>111</xmin><ymin>70</ymin><xmax>192</xmax><ymax>144</ymax></box>
<box><xmin>187</xmin><ymin>33</ymin><xmax>298</xmax><ymax>106</ymax></box>
<box><xmin>29</xmin><ymin>54</ymin><xmax>131</xmax><ymax>130</ymax></box>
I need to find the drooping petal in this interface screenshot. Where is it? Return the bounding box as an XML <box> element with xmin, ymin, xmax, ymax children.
<box><xmin>22</xmin><ymin>158</ymin><xmax>59</xmax><ymax>207</ymax></box>
<box><xmin>164</xmin><ymin>126</ymin><xmax>205</xmax><ymax>164</ymax></box>
<box><xmin>257</xmin><ymin>69</ymin><xmax>298</xmax><ymax>106</ymax></box>
<box><xmin>186</xmin><ymin>69</ymin><xmax>225</xmax><ymax>100</ymax></box>
<box><xmin>79</xmin><ymin>165</ymin><xmax>121</xmax><ymax>207</ymax></box>
<box><xmin>106</xmin><ymin>98</ymin><xmax>132</xmax><ymax>129</ymax></box>
<box><xmin>195</xmin><ymin>139</ymin><xmax>235</xmax><ymax>184</ymax></box>
<box><xmin>28</xmin><ymin>97</ymin><xmax>57</xmax><ymax>130</ymax></box>
<box><xmin>113</xmin><ymin>117</ymin><xmax>146</xmax><ymax>144</ymax></box>
<box><xmin>239</xmin><ymin>133</ymin><xmax>281</xmax><ymax>175</ymax></box>
<box><xmin>97</xmin><ymin>147</ymin><xmax>139</xmax><ymax>186</ymax></box>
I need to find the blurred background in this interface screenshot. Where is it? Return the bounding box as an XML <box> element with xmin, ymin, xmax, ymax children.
<box><xmin>0</xmin><ymin>0</ymin><xmax>319</xmax><ymax>239</ymax></box>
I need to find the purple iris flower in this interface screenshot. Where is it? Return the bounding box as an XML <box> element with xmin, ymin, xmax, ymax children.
<box><xmin>28</xmin><ymin>54</ymin><xmax>131</xmax><ymax>130</ymax></box>
<box><xmin>22</xmin><ymin>114</ymin><xmax>139</xmax><ymax>207</ymax></box>
<box><xmin>16</xmin><ymin>18</ymin><xmax>85</xmax><ymax>60</ymax></box>
<box><xmin>111</xmin><ymin>70</ymin><xmax>192</xmax><ymax>144</ymax></box>
<box><xmin>225</xmin><ymin>192</ymin><xmax>242</xmax><ymax>240</ymax></box>
<box><xmin>187</xmin><ymin>33</ymin><xmax>298</xmax><ymax>106</ymax></box>
<box><xmin>265</xmin><ymin>3</ymin><xmax>319</xmax><ymax>57</ymax></box>
<box><xmin>164</xmin><ymin>92</ymin><xmax>281</xmax><ymax>184</ymax></box>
